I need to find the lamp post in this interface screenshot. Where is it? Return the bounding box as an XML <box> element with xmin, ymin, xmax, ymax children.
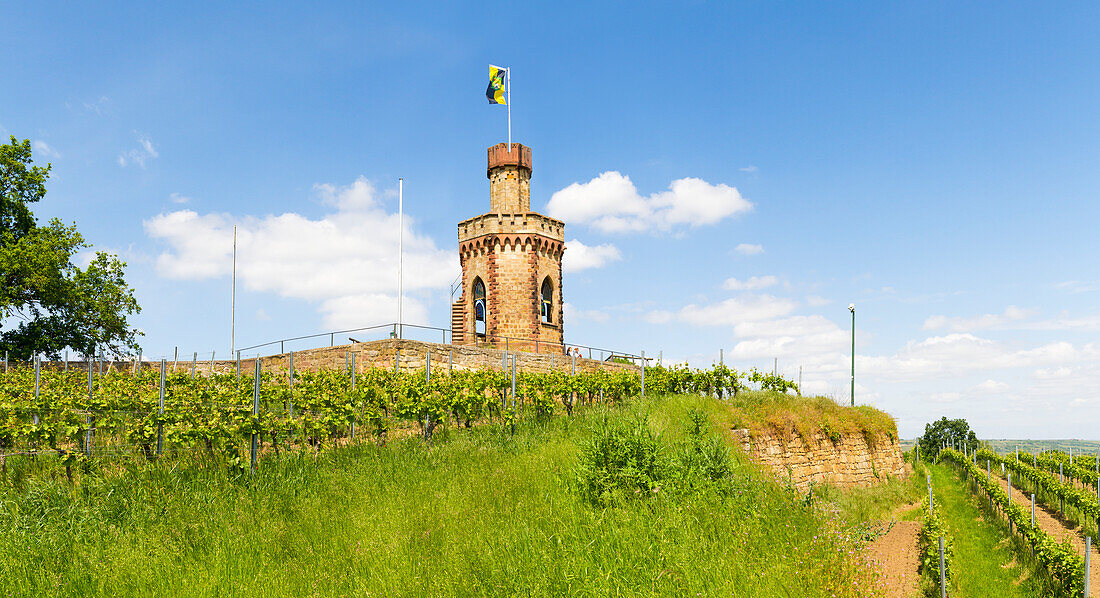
<box><xmin>849</xmin><ymin>303</ymin><xmax>855</xmax><ymax>406</ymax></box>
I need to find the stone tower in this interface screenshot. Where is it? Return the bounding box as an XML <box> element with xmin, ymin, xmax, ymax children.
<box><xmin>452</xmin><ymin>143</ymin><xmax>565</xmax><ymax>353</ymax></box>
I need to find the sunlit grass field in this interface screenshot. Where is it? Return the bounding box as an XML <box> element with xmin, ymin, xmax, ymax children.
<box><xmin>0</xmin><ymin>393</ymin><xmax>880</xmax><ymax>597</ymax></box>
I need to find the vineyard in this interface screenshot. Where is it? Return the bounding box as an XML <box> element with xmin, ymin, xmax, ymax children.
<box><xmin>924</xmin><ymin>445</ymin><xmax>1100</xmax><ymax>596</ymax></box>
<box><xmin>0</xmin><ymin>360</ymin><xmax>797</xmax><ymax>476</ymax></box>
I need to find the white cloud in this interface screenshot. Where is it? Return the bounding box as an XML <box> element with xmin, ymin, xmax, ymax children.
<box><xmin>643</xmin><ymin>310</ymin><xmax>674</xmax><ymax>324</ymax></box>
<box><xmin>722</xmin><ymin>275</ymin><xmax>778</xmax><ymax>291</ymax></box>
<box><xmin>1054</xmin><ymin>280</ymin><xmax>1100</xmax><ymax>293</ymax></box>
<box><xmin>806</xmin><ymin>295</ymin><xmax>830</xmax><ymax>307</ymax></box>
<box><xmin>118</xmin><ymin>134</ymin><xmax>158</xmax><ymax>168</ymax></box>
<box><xmin>82</xmin><ymin>96</ymin><xmax>112</xmax><ymax>116</ymax></box>
<box><xmin>563</xmin><ymin>302</ymin><xmax>610</xmax><ymax>324</ymax></box>
<box><xmin>972</xmin><ymin>379</ymin><xmax>1009</xmax><ymax>393</ymax></box>
<box><xmin>546</xmin><ymin>171</ymin><xmax>751</xmax><ymax>233</ymax></box>
<box><xmin>1018</xmin><ymin>314</ymin><xmax>1100</xmax><ymax>332</ymax></box>
<box><xmin>679</xmin><ymin>294</ymin><xmax>797</xmax><ymax>327</ymax></box>
<box><xmin>862</xmin><ymin>333</ymin><xmax>1089</xmax><ymax>382</ymax></box>
<box><xmin>739</xmin><ymin>166</ymin><xmax>758</xmax><ymax>173</ymax></box>
<box><xmin>563</xmin><ymin>239</ymin><xmax>622</xmax><ymax>273</ymax></box>
<box><xmin>169</xmin><ymin>193</ymin><xmax>191</xmax><ymax>204</ymax></box>
<box><xmin>32</xmin><ymin>140</ymin><xmax>59</xmax><ymax>158</ymax></box>
<box><xmin>1033</xmin><ymin>367</ymin><xmax>1073</xmax><ymax>380</ymax></box>
<box><xmin>734</xmin><ymin>243</ymin><xmax>764</xmax><ymax>255</ymax></box>
<box><xmin>144</xmin><ymin>176</ymin><xmax>458</xmax><ymax>329</ymax></box>
<box><xmin>923</xmin><ymin>305</ymin><xmax>1033</xmax><ymax>332</ymax></box>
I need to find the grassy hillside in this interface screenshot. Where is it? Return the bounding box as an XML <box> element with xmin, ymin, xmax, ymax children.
<box><xmin>0</xmin><ymin>393</ymin><xmax>883</xmax><ymax>597</ymax></box>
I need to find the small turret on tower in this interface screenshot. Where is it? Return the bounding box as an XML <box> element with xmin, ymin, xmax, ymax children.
<box><xmin>487</xmin><ymin>143</ymin><xmax>532</xmax><ymax>213</ymax></box>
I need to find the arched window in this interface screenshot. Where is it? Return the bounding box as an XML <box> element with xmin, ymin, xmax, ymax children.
<box><xmin>541</xmin><ymin>277</ymin><xmax>553</xmax><ymax>324</ymax></box>
<box><xmin>473</xmin><ymin>277</ymin><xmax>486</xmax><ymax>336</ymax></box>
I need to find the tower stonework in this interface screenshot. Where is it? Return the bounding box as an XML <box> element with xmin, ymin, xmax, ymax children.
<box><xmin>452</xmin><ymin>143</ymin><xmax>565</xmax><ymax>353</ymax></box>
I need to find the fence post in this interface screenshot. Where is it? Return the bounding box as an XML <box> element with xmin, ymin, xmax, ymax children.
<box><xmin>280</xmin><ymin>340</ymin><xmax>284</xmax><ymax>354</ymax></box>
<box><xmin>236</xmin><ymin>351</ymin><xmax>241</xmax><ymax>383</ymax></box>
<box><xmin>1085</xmin><ymin>536</ymin><xmax>1091</xmax><ymax>598</ymax></box>
<box><xmin>1031</xmin><ymin>493</ymin><xmax>1035</xmax><ymax>527</ymax></box>
<box><xmin>571</xmin><ymin>353</ymin><xmax>576</xmax><ymax>375</ymax></box>
<box><xmin>640</xmin><ymin>350</ymin><xmax>645</xmax><ymax>397</ymax></box>
<box><xmin>3</xmin><ymin>350</ymin><xmax>6</xmax><ymax>373</ymax></box>
<box><xmin>34</xmin><ymin>355</ymin><xmax>40</xmax><ymax>402</ymax></box>
<box><xmin>395</xmin><ymin>349</ymin><xmax>400</xmax><ymax>373</ymax></box>
<box><xmin>510</xmin><ymin>354</ymin><xmax>516</xmax><ymax>407</ymax></box>
<box><xmin>190</xmin><ymin>352</ymin><xmax>196</xmax><ymax>378</ymax></box>
<box><xmin>426</xmin><ymin>350</ymin><xmax>430</xmax><ymax>383</ymax></box>
<box><xmin>174</xmin><ymin>347</ymin><xmax>178</xmax><ymax>373</ymax></box>
<box><xmin>719</xmin><ymin>348</ymin><xmax>723</xmax><ymax>365</ymax></box>
<box><xmin>64</xmin><ymin>351</ymin><xmax>68</xmax><ymax>373</ymax></box>
<box><xmin>330</xmin><ymin>332</ymin><xmax>334</xmax><ymax>347</ymax></box>
<box><xmin>1008</xmin><ymin>472</ymin><xmax>1013</xmax><ymax>533</ymax></box>
<box><xmin>449</xmin><ymin>350</ymin><xmax>453</xmax><ymax>375</ymax></box>
<box><xmin>136</xmin><ymin>350</ymin><xmax>141</xmax><ymax>374</ymax></box>
<box><xmin>288</xmin><ymin>352</ymin><xmax>295</xmax><ymax>418</ymax></box>
<box><xmin>157</xmin><ymin>359</ymin><xmax>165</xmax><ymax>456</ymax></box>
<box><xmin>251</xmin><ymin>359</ymin><xmax>260</xmax><ymax>475</ymax></box>
<box><xmin>939</xmin><ymin>536</ymin><xmax>946</xmax><ymax>598</ymax></box>
<box><xmin>928</xmin><ymin>474</ymin><xmax>934</xmax><ymax>516</ymax></box>
<box><xmin>350</xmin><ymin>352</ymin><xmax>357</xmax><ymax>440</ymax></box>
<box><xmin>210</xmin><ymin>350</ymin><xmax>215</xmax><ymax>375</ymax></box>
<box><xmin>85</xmin><ymin>359</ymin><xmax>94</xmax><ymax>457</ymax></box>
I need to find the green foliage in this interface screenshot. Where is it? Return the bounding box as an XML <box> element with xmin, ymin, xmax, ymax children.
<box><xmin>916</xmin><ymin>499</ymin><xmax>953</xmax><ymax>590</ymax></box>
<box><xmin>0</xmin><ymin>136</ymin><xmax>141</xmax><ymax>359</ymax></box>
<box><xmin>918</xmin><ymin>417</ymin><xmax>978</xmax><ymax>460</ymax></box>
<box><xmin>0</xmin><ymin>136</ymin><xmax>48</xmax><ymax>244</ymax></box>
<box><xmin>575</xmin><ymin>412</ymin><xmax>668</xmax><ymax>505</ymax></box>
<box><xmin>940</xmin><ymin>448</ymin><xmax>1085</xmax><ymax>596</ymax></box>
<box><xmin>0</xmin><ymin>393</ymin><xmax>881</xmax><ymax>597</ymax></box>
<box><xmin>575</xmin><ymin>407</ymin><xmax>737</xmax><ymax>507</ymax></box>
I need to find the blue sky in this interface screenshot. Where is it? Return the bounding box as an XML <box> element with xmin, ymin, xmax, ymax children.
<box><xmin>4</xmin><ymin>2</ymin><xmax>1100</xmax><ymax>438</ymax></box>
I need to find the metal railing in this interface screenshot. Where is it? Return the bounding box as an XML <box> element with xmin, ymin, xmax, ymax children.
<box><xmin>235</xmin><ymin>322</ymin><xmax>641</xmax><ymax>362</ymax></box>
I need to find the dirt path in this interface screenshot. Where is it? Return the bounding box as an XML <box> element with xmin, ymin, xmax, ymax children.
<box><xmin>988</xmin><ymin>473</ymin><xmax>1100</xmax><ymax>590</ymax></box>
<box><xmin>865</xmin><ymin>519</ymin><xmax>921</xmax><ymax>598</ymax></box>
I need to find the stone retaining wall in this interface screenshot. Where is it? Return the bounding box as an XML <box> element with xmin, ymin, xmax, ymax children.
<box><xmin>731</xmin><ymin>427</ymin><xmax>908</xmax><ymax>492</ymax></box>
<box><xmin>27</xmin><ymin>339</ymin><xmax>638</xmax><ymax>377</ymax></box>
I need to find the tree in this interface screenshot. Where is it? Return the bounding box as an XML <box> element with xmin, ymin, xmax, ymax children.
<box><xmin>918</xmin><ymin>416</ymin><xmax>978</xmax><ymax>460</ymax></box>
<box><xmin>0</xmin><ymin>135</ymin><xmax>141</xmax><ymax>359</ymax></box>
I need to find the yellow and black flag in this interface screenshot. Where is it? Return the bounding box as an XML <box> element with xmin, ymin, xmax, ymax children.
<box><xmin>486</xmin><ymin>65</ymin><xmax>507</xmax><ymax>105</ymax></box>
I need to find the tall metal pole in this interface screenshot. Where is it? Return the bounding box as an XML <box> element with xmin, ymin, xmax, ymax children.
<box><xmin>849</xmin><ymin>303</ymin><xmax>855</xmax><ymax>406</ymax></box>
<box><xmin>231</xmin><ymin>225</ymin><xmax>236</xmax><ymax>357</ymax></box>
<box><xmin>397</xmin><ymin>178</ymin><xmax>403</xmax><ymax>339</ymax></box>
<box><xmin>507</xmin><ymin>67</ymin><xmax>512</xmax><ymax>152</ymax></box>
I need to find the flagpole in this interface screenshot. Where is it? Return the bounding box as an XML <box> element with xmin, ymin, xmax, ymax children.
<box><xmin>230</xmin><ymin>225</ymin><xmax>236</xmax><ymax>356</ymax></box>
<box><xmin>507</xmin><ymin>67</ymin><xmax>511</xmax><ymax>152</ymax></box>
<box><xmin>402</xmin><ymin>174</ymin><xmax>407</xmax><ymax>338</ymax></box>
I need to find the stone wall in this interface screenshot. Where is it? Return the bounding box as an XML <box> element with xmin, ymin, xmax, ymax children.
<box><xmin>731</xmin><ymin>427</ymin><xmax>908</xmax><ymax>492</ymax></box>
<box><xmin>23</xmin><ymin>339</ymin><xmax>639</xmax><ymax>377</ymax></box>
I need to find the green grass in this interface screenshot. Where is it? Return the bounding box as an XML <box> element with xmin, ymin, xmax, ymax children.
<box><xmin>924</xmin><ymin>461</ymin><xmax>1043</xmax><ymax>597</ymax></box>
<box><xmin>0</xmin><ymin>394</ymin><xmax>880</xmax><ymax>597</ymax></box>
<box><xmin>815</xmin><ymin>469</ymin><xmax>925</xmax><ymax>526</ymax></box>
<box><xmin>710</xmin><ymin>389</ymin><xmax>898</xmax><ymax>444</ymax></box>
